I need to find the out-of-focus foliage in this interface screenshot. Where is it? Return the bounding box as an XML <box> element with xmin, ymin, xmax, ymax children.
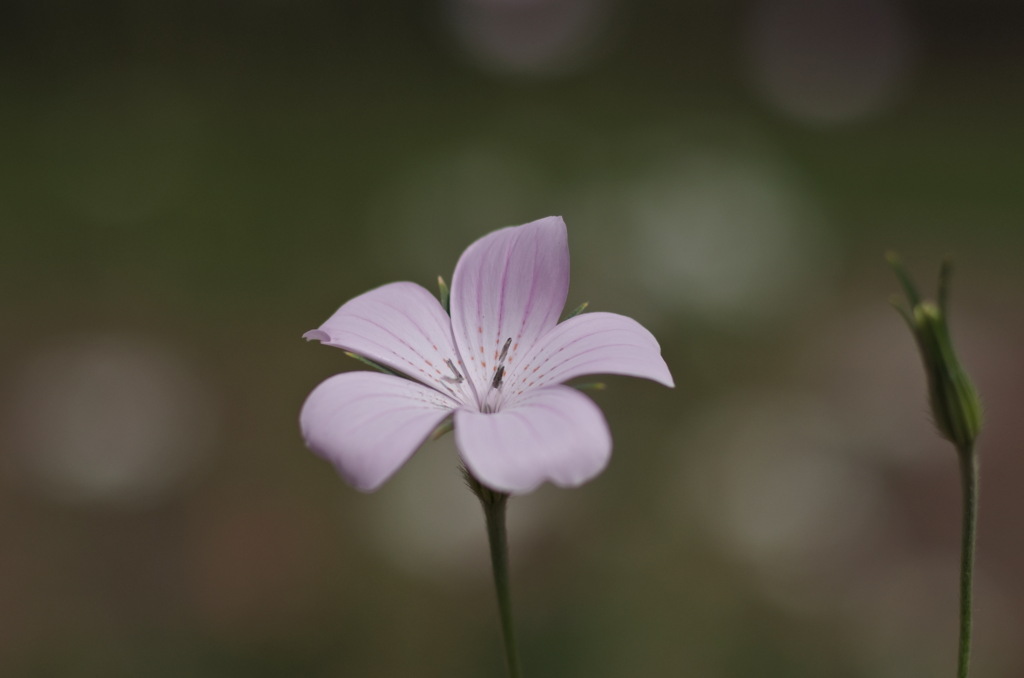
<box><xmin>1</xmin><ymin>2</ymin><xmax>1022</xmax><ymax>676</ymax></box>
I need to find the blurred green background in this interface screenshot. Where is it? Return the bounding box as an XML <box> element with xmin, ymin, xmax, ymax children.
<box><xmin>1</xmin><ymin>1</ymin><xmax>1022</xmax><ymax>676</ymax></box>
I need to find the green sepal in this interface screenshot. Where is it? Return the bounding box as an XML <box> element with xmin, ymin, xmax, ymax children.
<box><xmin>344</xmin><ymin>351</ymin><xmax>398</xmax><ymax>376</ymax></box>
<box><xmin>460</xmin><ymin>464</ymin><xmax>507</xmax><ymax>506</ymax></box>
<box><xmin>564</xmin><ymin>301</ymin><xmax>589</xmax><ymax>320</ymax></box>
<box><xmin>438</xmin><ymin>275</ymin><xmax>451</xmax><ymax>314</ymax></box>
<box><xmin>429</xmin><ymin>417</ymin><xmax>454</xmax><ymax>441</ymax></box>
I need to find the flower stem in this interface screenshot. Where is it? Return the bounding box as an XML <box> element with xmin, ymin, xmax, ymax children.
<box><xmin>483</xmin><ymin>493</ymin><xmax>522</xmax><ymax>678</ymax></box>
<box><xmin>466</xmin><ymin>471</ymin><xmax>522</xmax><ymax>678</ymax></box>
<box><xmin>957</xmin><ymin>448</ymin><xmax>979</xmax><ymax>678</ymax></box>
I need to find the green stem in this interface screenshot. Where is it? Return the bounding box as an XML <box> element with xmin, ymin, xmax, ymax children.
<box><xmin>957</xmin><ymin>449</ymin><xmax>979</xmax><ymax>678</ymax></box>
<box><xmin>482</xmin><ymin>491</ymin><xmax>522</xmax><ymax>678</ymax></box>
<box><xmin>470</xmin><ymin>478</ymin><xmax>522</xmax><ymax>678</ymax></box>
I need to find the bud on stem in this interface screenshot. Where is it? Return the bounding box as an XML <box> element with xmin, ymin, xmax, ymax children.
<box><xmin>887</xmin><ymin>253</ymin><xmax>982</xmax><ymax>455</ymax></box>
<box><xmin>887</xmin><ymin>252</ymin><xmax>982</xmax><ymax>678</ymax></box>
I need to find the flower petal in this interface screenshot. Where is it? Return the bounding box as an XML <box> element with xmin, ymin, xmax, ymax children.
<box><xmin>303</xmin><ymin>281</ymin><xmax>473</xmax><ymax>404</ymax></box>
<box><xmin>300</xmin><ymin>372</ymin><xmax>457</xmax><ymax>492</ymax></box>
<box><xmin>505</xmin><ymin>312</ymin><xmax>674</xmax><ymax>397</ymax></box>
<box><xmin>449</xmin><ymin>216</ymin><xmax>569</xmax><ymax>400</ymax></box>
<box><xmin>454</xmin><ymin>385</ymin><xmax>611</xmax><ymax>494</ymax></box>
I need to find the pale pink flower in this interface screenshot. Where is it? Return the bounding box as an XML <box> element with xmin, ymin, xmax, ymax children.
<box><xmin>300</xmin><ymin>216</ymin><xmax>673</xmax><ymax>493</ymax></box>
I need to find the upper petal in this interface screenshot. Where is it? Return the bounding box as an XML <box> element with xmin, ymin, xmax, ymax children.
<box><xmin>300</xmin><ymin>372</ymin><xmax>457</xmax><ymax>492</ymax></box>
<box><xmin>303</xmin><ymin>281</ymin><xmax>473</xmax><ymax>403</ymax></box>
<box><xmin>454</xmin><ymin>385</ymin><xmax>612</xmax><ymax>494</ymax></box>
<box><xmin>449</xmin><ymin>216</ymin><xmax>569</xmax><ymax>400</ymax></box>
<box><xmin>504</xmin><ymin>311</ymin><xmax>674</xmax><ymax>398</ymax></box>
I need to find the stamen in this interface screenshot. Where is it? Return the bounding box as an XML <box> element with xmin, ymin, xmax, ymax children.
<box><xmin>480</xmin><ymin>337</ymin><xmax>513</xmax><ymax>412</ymax></box>
<box><xmin>498</xmin><ymin>337</ymin><xmax>512</xmax><ymax>363</ymax></box>
<box><xmin>442</xmin><ymin>358</ymin><xmax>464</xmax><ymax>384</ymax></box>
<box><xmin>489</xmin><ymin>338</ymin><xmax>512</xmax><ymax>390</ymax></box>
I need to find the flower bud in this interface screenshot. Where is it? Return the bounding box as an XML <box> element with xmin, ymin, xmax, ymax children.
<box><xmin>888</xmin><ymin>253</ymin><xmax>982</xmax><ymax>454</ymax></box>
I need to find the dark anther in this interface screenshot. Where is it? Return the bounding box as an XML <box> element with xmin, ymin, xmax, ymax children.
<box><xmin>443</xmin><ymin>358</ymin><xmax>464</xmax><ymax>384</ymax></box>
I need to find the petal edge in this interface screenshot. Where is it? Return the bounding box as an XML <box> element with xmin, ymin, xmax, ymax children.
<box><xmin>454</xmin><ymin>385</ymin><xmax>612</xmax><ymax>494</ymax></box>
<box><xmin>301</xmin><ymin>372</ymin><xmax>457</xmax><ymax>491</ymax></box>
<box><xmin>449</xmin><ymin>217</ymin><xmax>570</xmax><ymax>400</ymax></box>
<box><xmin>507</xmin><ymin>312</ymin><xmax>674</xmax><ymax>397</ymax></box>
<box><xmin>306</xmin><ymin>281</ymin><xmax>473</xmax><ymax>404</ymax></box>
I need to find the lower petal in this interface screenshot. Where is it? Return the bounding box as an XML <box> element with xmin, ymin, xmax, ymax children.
<box><xmin>454</xmin><ymin>385</ymin><xmax>612</xmax><ymax>494</ymax></box>
<box><xmin>301</xmin><ymin>372</ymin><xmax>456</xmax><ymax>492</ymax></box>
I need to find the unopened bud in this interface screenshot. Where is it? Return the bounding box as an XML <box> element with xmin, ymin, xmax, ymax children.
<box><xmin>888</xmin><ymin>253</ymin><xmax>982</xmax><ymax>454</ymax></box>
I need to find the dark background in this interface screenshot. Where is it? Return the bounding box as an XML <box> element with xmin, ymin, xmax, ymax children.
<box><xmin>1</xmin><ymin>1</ymin><xmax>1022</xmax><ymax>676</ymax></box>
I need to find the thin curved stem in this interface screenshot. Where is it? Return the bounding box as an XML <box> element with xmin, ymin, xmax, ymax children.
<box><xmin>957</xmin><ymin>449</ymin><xmax>979</xmax><ymax>678</ymax></box>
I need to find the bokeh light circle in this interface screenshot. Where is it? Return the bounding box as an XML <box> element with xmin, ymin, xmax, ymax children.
<box><xmin>7</xmin><ymin>333</ymin><xmax>219</xmax><ymax>507</ymax></box>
